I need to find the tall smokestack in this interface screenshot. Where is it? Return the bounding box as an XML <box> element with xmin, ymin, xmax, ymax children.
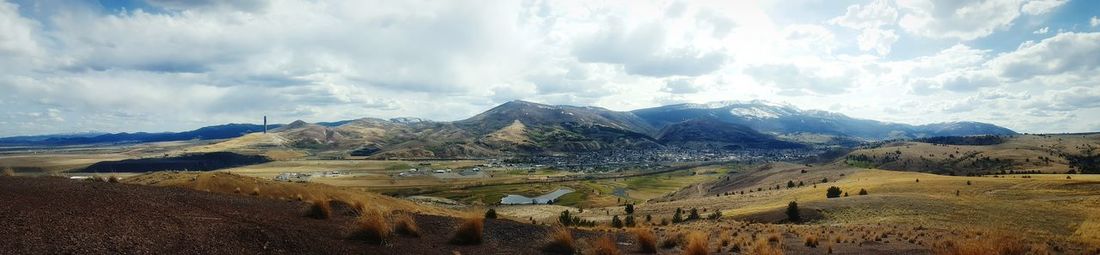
<box><xmin>263</xmin><ymin>116</ymin><xmax>267</xmax><ymax>134</ymax></box>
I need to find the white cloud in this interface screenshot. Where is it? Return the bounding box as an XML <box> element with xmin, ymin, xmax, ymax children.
<box><xmin>1020</xmin><ymin>0</ymin><xmax>1067</xmax><ymax>16</ymax></box>
<box><xmin>0</xmin><ymin>0</ymin><xmax>1096</xmax><ymax>136</ymax></box>
<box><xmin>897</xmin><ymin>0</ymin><xmax>1025</xmax><ymax>41</ymax></box>
<box><xmin>990</xmin><ymin>32</ymin><xmax>1100</xmax><ymax>81</ymax></box>
<box><xmin>572</xmin><ymin>20</ymin><xmax>728</xmax><ymax>77</ymax></box>
<box><xmin>858</xmin><ymin>28</ymin><xmax>900</xmax><ymax>55</ymax></box>
<box><xmin>831</xmin><ymin>0</ymin><xmax>898</xmax><ymax>29</ymax></box>
<box><xmin>1092</xmin><ymin>16</ymin><xmax>1100</xmax><ymax>27</ymax></box>
<box><xmin>1033</xmin><ymin>27</ymin><xmax>1049</xmax><ymax>34</ymax></box>
<box><xmin>830</xmin><ymin>0</ymin><xmax>898</xmax><ymax>55</ymax></box>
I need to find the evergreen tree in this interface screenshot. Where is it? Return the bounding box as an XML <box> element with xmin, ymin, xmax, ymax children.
<box><xmin>786</xmin><ymin>201</ymin><xmax>801</xmax><ymax>223</ymax></box>
<box><xmin>826</xmin><ymin>186</ymin><xmax>842</xmax><ymax>198</ymax></box>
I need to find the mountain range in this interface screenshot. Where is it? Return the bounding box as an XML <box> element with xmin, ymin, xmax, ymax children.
<box><xmin>1</xmin><ymin>100</ymin><xmax>1016</xmax><ymax>157</ymax></box>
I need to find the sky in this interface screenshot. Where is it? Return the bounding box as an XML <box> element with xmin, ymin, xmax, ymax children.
<box><xmin>0</xmin><ymin>0</ymin><xmax>1099</xmax><ymax>137</ymax></box>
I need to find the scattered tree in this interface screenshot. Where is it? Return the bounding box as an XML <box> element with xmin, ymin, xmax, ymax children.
<box><xmin>787</xmin><ymin>180</ymin><xmax>796</xmax><ymax>188</ymax></box>
<box><xmin>858</xmin><ymin>188</ymin><xmax>868</xmax><ymax>196</ymax></box>
<box><xmin>688</xmin><ymin>208</ymin><xmax>701</xmax><ymax>221</ymax></box>
<box><xmin>826</xmin><ymin>186</ymin><xmax>843</xmax><ymax>198</ymax></box>
<box><xmin>485</xmin><ymin>208</ymin><xmax>497</xmax><ymax>219</ymax></box>
<box><xmin>624</xmin><ymin>215</ymin><xmax>636</xmax><ymax>227</ymax></box>
<box><xmin>673</xmin><ymin>208</ymin><xmax>684</xmax><ymax>223</ymax></box>
<box><xmin>786</xmin><ymin>201</ymin><xmax>801</xmax><ymax>223</ymax></box>
<box><xmin>625</xmin><ymin>204</ymin><xmax>635</xmax><ymax>215</ymax></box>
<box><xmin>708</xmin><ymin>210</ymin><xmax>721</xmax><ymax>220</ymax></box>
<box><xmin>611</xmin><ymin>215</ymin><xmax>624</xmax><ymax>228</ymax></box>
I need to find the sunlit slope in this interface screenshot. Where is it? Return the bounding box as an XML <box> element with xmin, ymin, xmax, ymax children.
<box><xmin>641</xmin><ymin>166</ymin><xmax>1100</xmax><ymax>247</ymax></box>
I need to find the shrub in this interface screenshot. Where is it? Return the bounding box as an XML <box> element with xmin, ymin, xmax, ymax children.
<box><xmin>683</xmin><ymin>231</ymin><xmax>709</xmax><ymax>255</ymax></box>
<box><xmin>787</xmin><ymin>180</ymin><xmax>796</xmax><ymax>188</ymax></box>
<box><xmin>306</xmin><ymin>199</ymin><xmax>332</xmax><ymax>219</ymax></box>
<box><xmin>449</xmin><ymin>216</ymin><xmax>484</xmax><ymax>245</ymax></box>
<box><xmin>393</xmin><ymin>213</ymin><xmax>420</xmax><ymax>237</ymax></box>
<box><xmin>350</xmin><ymin>209</ymin><xmax>390</xmax><ymax>245</ymax></box>
<box><xmin>543</xmin><ymin>226</ymin><xmax>575</xmax><ymax>254</ymax></box>
<box><xmin>560</xmin><ymin>210</ymin><xmax>573</xmax><ymax>226</ymax></box>
<box><xmin>611</xmin><ymin>215</ymin><xmax>623</xmax><ymax>228</ymax></box>
<box><xmin>485</xmin><ymin>208</ymin><xmax>497</xmax><ymax>219</ymax></box>
<box><xmin>688</xmin><ymin>208</ymin><xmax>701</xmax><ymax>220</ymax></box>
<box><xmin>708</xmin><ymin>210</ymin><xmax>721</xmax><ymax>220</ymax></box>
<box><xmin>661</xmin><ymin>231</ymin><xmax>684</xmax><ymax>249</ymax></box>
<box><xmin>858</xmin><ymin>188</ymin><xmax>868</xmax><ymax>195</ymax></box>
<box><xmin>786</xmin><ymin>201</ymin><xmax>801</xmax><ymax>223</ymax></box>
<box><xmin>805</xmin><ymin>234</ymin><xmax>819</xmax><ymax>247</ymax></box>
<box><xmin>107</xmin><ymin>176</ymin><xmax>120</xmax><ymax>183</ymax></box>
<box><xmin>625</xmin><ymin>204</ymin><xmax>634</xmax><ymax>215</ymax></box>
<box><xmin>631</xmin><ymin>228</ymin><xmax>657</xmax><ymax>253</ymax></box>
<box><xmin>589</xmin><ymin>235</ymin><xmax>620</xmax><ymax>255</ymax></box>
<box><xmin>624</xmin><ymin>215</ymin><xmax>636</xmax><ymax>227</ymax></box>
<box><xmin>750</xmin><ymin>237</ymin><xmax>783</xmax><ymax>255</ymax></box>
<box><xmin>826</xmin><ymin>186</ymin><xmax>842</xmax><ymax>198</ymax></box>
<box><xmin>1</xmin><ymin>167</ymin><xmax>13</xmax><ymax>177</ymax></box>
<box><xmin>250</xmin><ymin>187</ymin><xmax>261</xmax><ymax>196</ymax></box>
<box><xmin>673</xmin><ymin>210</ymin><xmax>683</xmax><ymax>223</ymax></box>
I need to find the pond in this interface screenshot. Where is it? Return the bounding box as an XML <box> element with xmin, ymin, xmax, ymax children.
<box><xmin>500</xmin><ymin>188</ymin><xmax>574</xmax><ymax>205</ymax></box>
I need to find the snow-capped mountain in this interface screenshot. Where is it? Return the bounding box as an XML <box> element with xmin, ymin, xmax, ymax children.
<box><xmin>632</xmin><ymin>100</ymin><xmax>1015</xmax><ymax>140</ymax></box>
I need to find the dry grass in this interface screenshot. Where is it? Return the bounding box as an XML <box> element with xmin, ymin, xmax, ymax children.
<box><xmin>305</xmin><ymin>199</ymin><xmax>333</xmax><ymax>219</ymax></box>
<box><xmin>589</xmin><ymin>235</ymin><xmax>620</xmax><ymax>255</ymax></box>
<box><xmin>393</xmin><ymin>213</ymin><xmax>420</xmax><ymax>237</ymax></box>
<box><xmin>449</xmin><ymin>216</ymin><xmax>484</xmax><ymax>245</ymax></box>
<box><xmin>543</xmin><ymin>226</ymin><xmax>575</xmax><ymax>254</ymax></box>
<box><xmin>631</xmin><ymin>228</ymin><xmax>657</xmax><ymax>253</ymax></box>
<box><xmin>683</xmin><ymin>231</ymin><xmax>709</xmax><ymax>255</ymax></box>
<box><xmin>934</xmin><ymin>236</ymin><xmax>1032</xmax><ymax>255</ymax></box>
<box><xmin>804</xmin><ymin>234</ymin><xmax>819</xmax><ymax>248</ymax></box>
<box><xmin>661</xmin><ymin>231</ymin><xmax>684</xmax><ymax>249</ymax></box>
<box><xmin>350</xmin><ymin>209</ymin><xmax>391</xmax><ymax>245</ymax></box>
<box><xmin>749</xmin><ymin>237</ymin><xmax>784</xmax><ymax>255</ymax></box>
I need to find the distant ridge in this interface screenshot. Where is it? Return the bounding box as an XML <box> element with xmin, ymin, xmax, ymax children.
<box><xmin>1</xmin><ymin>100</ymin><xmax>1016</xmax><ymax>152</ymax></box>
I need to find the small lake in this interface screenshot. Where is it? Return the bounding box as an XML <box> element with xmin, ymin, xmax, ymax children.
<box><xmin>500</xmin><ymin>188</ymin><xmax>574</xmax><ymax>205</ymax></box>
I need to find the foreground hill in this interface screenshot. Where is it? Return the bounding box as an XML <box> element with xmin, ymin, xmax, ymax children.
<box><xmin>0</xmin><ymin>175</ymin><xmax>641</xmax><ymax>254</ymax></box>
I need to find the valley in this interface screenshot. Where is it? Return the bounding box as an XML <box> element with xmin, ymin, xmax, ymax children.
<box><xmin>2</xmin><ymin>100</ymin><xmax>1098</xmax><ymax>254</ymax></box>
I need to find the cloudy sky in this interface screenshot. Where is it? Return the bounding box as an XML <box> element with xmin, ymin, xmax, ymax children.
<box><xmin>1</xmin><ymin>0</ymin><xmax>1099</xmax><ymax>137</ymax></box>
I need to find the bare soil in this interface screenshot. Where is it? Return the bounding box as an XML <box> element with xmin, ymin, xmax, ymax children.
<box><xmin>0</xmin><ymin>176</ymin><xmax>633</xmax><ymax>254</ymax></box>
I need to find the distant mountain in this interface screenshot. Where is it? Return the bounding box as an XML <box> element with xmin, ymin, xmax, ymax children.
<box><xmin>657</xmin><ymin>119</ymin><xmax>804</xmax><ymax>149</ymax></box>
<box><xmin>3</xmin><ymin>99</ymin><xmax>1018</xmax><ymax>158</ymax></box>
<box><xmin>632</xmin><ymin>100</ymin><xmax>1016</xmax><ymax>141</ymax></box>
<box><xmin>0</xmin><ymin>124</ymin><xmax>278</xmax><ymax>146</ymax></box>
<box><xmin>455</xmin><ymin>100</ymin><xmax>656</xmax><ymax>135</ymax></box>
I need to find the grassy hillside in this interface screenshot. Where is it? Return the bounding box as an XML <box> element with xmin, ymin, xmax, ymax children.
<box><xmin>632</xmin><ymin>163</ymin><xmax>1100</xmax><ymax>251</ymax></box>
<box><xmin>842</xmin><ymin>134</ymin><xmax>1100</xmax><ymax>175</ymax></box>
